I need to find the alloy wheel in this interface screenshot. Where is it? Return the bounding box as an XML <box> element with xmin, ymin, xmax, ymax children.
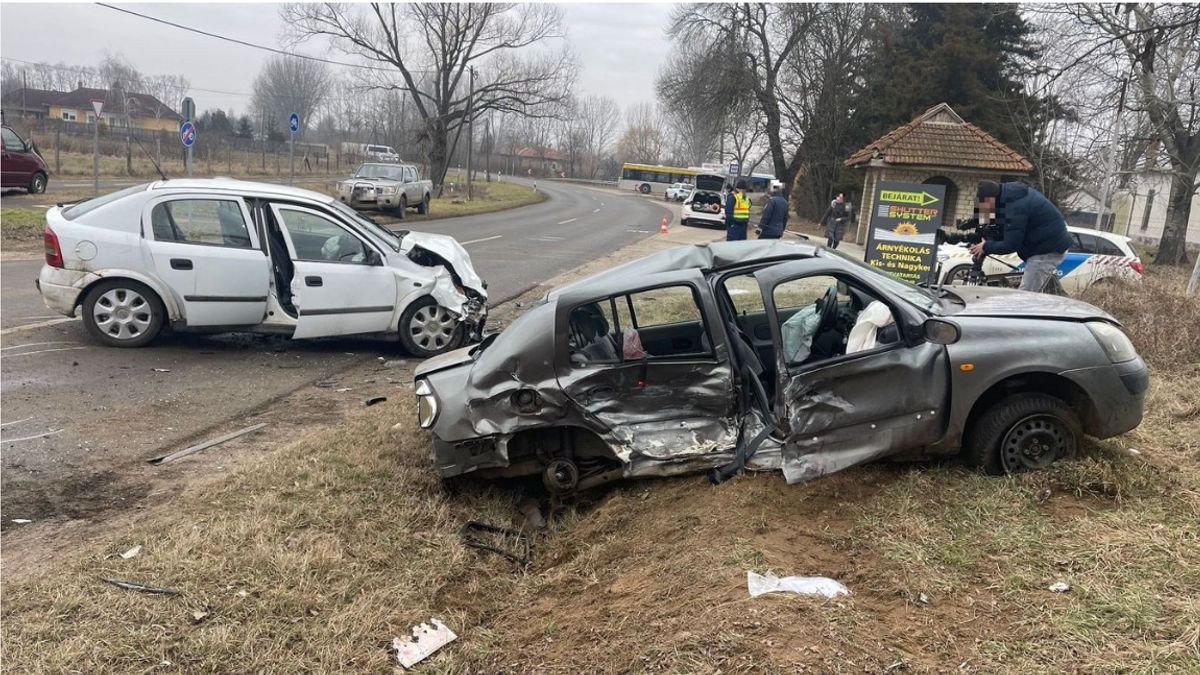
<box><xmin>92</xmin><ymin>287</ymin><xmax>153</xmax><ymax>341</ymax></box>
<box><xmin>408</xmin><ymin>304</ymin><xmax>458</xmax><ymax>352</ymax></box>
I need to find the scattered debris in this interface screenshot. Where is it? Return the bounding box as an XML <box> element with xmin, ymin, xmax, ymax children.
<box><xmin>1035</xmin><ymin>487</ymin><xmax>1053</xmax><ymax>504</ymax></box>
<box><xmin>519</xmin><ymin>498</ymin><xmax>546</xmax><ymax>530</ymax></box>
<box><xmin>119</xmin><ymin>545</ymin><xmax>142</xmax><ymax>560</ymax></box>
<box><xmin>152</xmin><ymin>368</ymin><xmax>171</xmax><ymax>373</ymax></box>
<box><xmin>190</xmin><ymin>610</ymin><xmax>210</xmax><ymax>624</ymax></box>
<box><xmin>335</xmin><ymin>387</ymin><xmax>353</xmax><ymax>393</ymax></box>
<box><xmin>381</xmin><ymin>359</ymin><xmax>405</xmax><ymax>369</ymax></box>
<box><xmin>459</xmin><ymin>520</ymin><xmax>531</xmax><ymax>565</ymax></box>
<box><xmin>392</xmin><ymin>422</ymin><xmax>405</xmax><ymax>431</ymax></box>
<box><xmin>746</xmin><ymin>571</ymin><xmax>849</xmax><ymax>599</ymax></box>
<box><xmin>917</xmin><ymin>592</ymin><xmax>931</xmax><ymax>605</ymax></box>
<box><xmin>392</xmin><ymin>619</ymin><xmax>457</xmax><ymax>669</ymax></box>
<box><xmin>1126</xmin><ymin>447</ymin><xmax>1142</xmax><ymax>455</ymax></box>
<box><xmin>147</xmin><ymin>423</ymin><xmax>268</xmax><ymax>465</ymax></box>
<box><xmin>100</xmin><ymin>577</ymin><xmax>181</xmax><ymax>596</ymax></box>
<box><xmin>365</xmin><ymin>396</ymin><xmax>388</xmax><ymax>406</ymax></box>
<box><xmin>11</xmin><ymin>519</ymin><xmax>32</xmax><ymax>524</ymax></box>
<box><xmin>1048</xmin><ymin>581</ymin><xmax>1071</xmax><ymax>593</ymax></box>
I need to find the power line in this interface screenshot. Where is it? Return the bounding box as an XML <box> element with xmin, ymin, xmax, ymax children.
<box><xmin>1</xmin><ymin>56</ymin><xmax>252</xmax><ymax>98</ymax></box>
<box><xmin>95</xmin><ymin>2</ymin><xmax>394</xmax><ymax>73</ymax></box>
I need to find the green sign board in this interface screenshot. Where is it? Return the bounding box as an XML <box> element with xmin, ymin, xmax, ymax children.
<box><xmin>863</xmin><ymin>180</ymin><xmax>946</xmax><ymax>284</ymax></box>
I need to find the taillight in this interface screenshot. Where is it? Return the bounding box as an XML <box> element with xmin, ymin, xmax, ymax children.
<box><xmin>1129</xmin><ymin>260</ymin><xmax>1144</xmax><ymax>275</ymax></box>
<box><xmin>44</xmin><ymin>226</ymin><xmax>64</xmax><ymax>268</ymax></box>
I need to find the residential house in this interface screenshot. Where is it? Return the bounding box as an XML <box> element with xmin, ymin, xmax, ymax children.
<box><xmin>498</xmin><ymin>146</ymin><xmax>561</xmax><ymax>177</ymax></box>
<box><xmin>2</xmin><ymin>83</ymin><xmax>182</xmax><ymax>132</ymax></box>
<box><xmin>1111</xmin><ymin>170</ymin><xmax>1200</xmax><ymax>249</ymax></box>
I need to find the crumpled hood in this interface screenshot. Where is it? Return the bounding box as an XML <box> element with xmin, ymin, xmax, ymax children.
<box><xmin>950</xmin><ymin>285</ymin><xmax>1114</xmax><ymax>323</ymax></box>
<box><xmin>415</xmin><ymin>344</ymin><xmax>475</xmax><ymax>378</ymax></box>
<box><xmin>401</xmin><ymin>231</ymin><xmax>487</xmax><ymax>297</ymax></box>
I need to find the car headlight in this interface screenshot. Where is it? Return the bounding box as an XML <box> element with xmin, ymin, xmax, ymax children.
<box><xmin>1087</xmin><ymin>321</ymin><xmax>1138</xmax><ymax>363</ymax></box>
<box><xmin>379</xmin><ymin>186</ymin><xmax>398</xmax><ymax>195</ymax></box>
<box><xmin>415</xmin><ymin>379</ymin><xmax>439</xmax><ymax>429</ymax></box>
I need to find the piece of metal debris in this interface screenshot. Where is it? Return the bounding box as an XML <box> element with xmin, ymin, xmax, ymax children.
<box><xmin>153</xmin><ymin>368</ymin><xmax>171</xmax><ymax>372</ymax></box>
<box><xmin>917</xmin><ymin>592</ymin><xmax>931</xmax><ymax>605</ymax></box>
<box><xmin>335</xmin><ymin>387</ymin><xmax>353</xmax><ymax>393</ymax></box>
<box><xmin>746</xmin><ymin>571</ymin><xmax>849</xmax><ymax>599</ymax></box>
<box><xmin>11</xmin><ymin>519</ymin><xmax>32</xmax><ymax>524</ymax></box>
<box><xmin>119</xmin><ymin>545</ymin><xmax>142</xmax><ymax>560</ymax></box>
<box><xmin>1048</xmin><ymin>581</ymin><xmax>1071</xmax><ymax>593</ymax></box>
<box><xmin>100</xmin><ymin>577</ymin><xmax>180</xmax><ymax>596</ymax></box>
<box><xmin>147</xmin><ymin>423</ymin><xmax>267</xmax><ymax>465</ymax></box>
<box><xmin>190</xmin><ymin>611</ymin><xmax>210</xmax><ymax>624</ymax></box>
<box><xmin>458</xmin><ymin>520</ymin><xmax>531</xmax><ymax>565</ymax></box>
<box><xmin>392</xmin><ymin>618</ymin><xmax>457</xmax><ymax>669</ymax></box>
<box><xmin>365</xmin><ymin>396</ymin><xmax>387</xmax><ymax>407</ymax></box>
<box><xmin>519</xmin><ymin>498</ymin><xmax>546</xmax><ymax>530</ymax></box>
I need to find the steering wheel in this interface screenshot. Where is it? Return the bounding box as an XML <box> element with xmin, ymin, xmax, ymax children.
<box><xmin>815</xmin><ymin>285</ymin><xmax>839</xmax><ymax>336</ymax></box>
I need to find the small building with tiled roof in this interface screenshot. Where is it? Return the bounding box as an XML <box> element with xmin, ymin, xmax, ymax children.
<box><xmin>2</xmin><ymin>84</ymin><xmax>181</xmax><ymax>132</ymax></box>
<box><xmin>498</xmin><ymin>145</ymin><xmax>561</xmax><ymax>177</ymax></box>
<box><xmin>843</xmin><ymin>102</ymin><xmax>1031</xmax><ymax>241</ymax></box>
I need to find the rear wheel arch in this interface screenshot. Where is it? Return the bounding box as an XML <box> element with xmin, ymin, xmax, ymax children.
<box><xmin>75</xmin><ymin>272</ymin><xmax>183</xmax><ymax>322</ymax></box>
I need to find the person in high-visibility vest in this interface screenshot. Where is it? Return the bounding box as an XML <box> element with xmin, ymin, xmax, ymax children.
<box><xmin>724</xmin><ymin>179</ymin><xmax>751</xmax><ymax>241</ymax></box>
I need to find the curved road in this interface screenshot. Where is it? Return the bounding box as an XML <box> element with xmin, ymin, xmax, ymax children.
<box><xmin>0</xmin><ymin>179</ymin><xmax>671</xmax><ymax>527</ymax></box>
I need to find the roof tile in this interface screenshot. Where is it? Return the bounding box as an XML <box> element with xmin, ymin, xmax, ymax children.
<box><xmin>845</xmin><ymin>103</ymin><xmax>1031</xmax><ymax>173</ymax></box>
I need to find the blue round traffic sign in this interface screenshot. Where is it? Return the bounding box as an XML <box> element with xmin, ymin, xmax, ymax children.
<box><xmin>289</xmin><ymin>112</ymin><xmax>299</xmax><ymax>133</ymax></box>
<box><xmin>180</xmin><ymin>121</ymin><xmax>196</xmax><ymax>147</ymax></box>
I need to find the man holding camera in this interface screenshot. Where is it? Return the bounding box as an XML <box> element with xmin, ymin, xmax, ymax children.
<box><xmin>967</xmin><ymin>180</ymin><xmax>1074</xmax><ymax>293</ymax></box>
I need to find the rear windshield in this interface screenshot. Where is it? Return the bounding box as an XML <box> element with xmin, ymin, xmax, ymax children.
<box><xmin>62</xmin><ymin>183</ymin><xmax>150</xmax><ymax>219</ymax></box>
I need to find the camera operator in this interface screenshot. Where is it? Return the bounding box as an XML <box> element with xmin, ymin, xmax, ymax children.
<box><xmin>967</xmin><ymin>181</ymin><xmax>1074</xmax><ymax>293</ymax></box>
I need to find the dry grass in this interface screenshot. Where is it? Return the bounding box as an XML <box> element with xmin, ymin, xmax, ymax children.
<box><xmin>3</xmin><ymin>269</ymin><xmax>1199</xmax><ymax>672</ymax></box>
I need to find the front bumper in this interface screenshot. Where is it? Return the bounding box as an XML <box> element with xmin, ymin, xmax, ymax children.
<box><xmin>1062</xmin><ymin>356</ymin><xmax>1149</xmax><ymax>438</ymax></box>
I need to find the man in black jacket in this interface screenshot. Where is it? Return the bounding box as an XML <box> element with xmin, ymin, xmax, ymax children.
<box><xmin>755</xmin><ymin>185</ymin><xmax>789</xmax><ymax>239</ymax></box>
<box><xmin>968</xmin><ymin>180</ymin><xmax>1074</xmax><ymax>293</ymax></box>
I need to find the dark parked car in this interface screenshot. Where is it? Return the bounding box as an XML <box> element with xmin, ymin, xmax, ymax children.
<box><xmin>415</xmin><ymin>240</ymin><xmax>1148</xmax><ymax>493</ymax></box>
<box><xmin>1</xmin><ymin>125</ymin><xmax>49</xmax><ymax>193</ymax></box>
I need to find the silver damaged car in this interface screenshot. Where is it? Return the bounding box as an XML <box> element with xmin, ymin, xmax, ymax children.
<box><xmin>414</xmin><ymin>240</ymin><xmax>1147</xmax><ymax>492</ymax></box>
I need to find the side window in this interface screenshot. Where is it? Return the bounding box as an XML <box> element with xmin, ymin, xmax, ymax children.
<box><xmin>404</xmin><ymin>167</ymin><xmax>416</xmax><ymax>182</ymax></box>
<box><xmin>150</xmin><ymin>199</ymin><xmax>252</xmax><ymax>248</ymax></box>
<box><xmin>616</xmin><ymin>285</ymin><xmax>710</xmax><ymax>359</ymax></box>
<box><xmin>1</xmin><ymin>127</ymin><xmax>22</xmax><ymax>150</ymax></box>
<box><xmin>1073</xmin><ymin>233</ymin><xmax>1098</xmax><ymax>254</ymax></box>
<box><xmin>723</xmin><ymin>273</ymin><xmax>766</xmax><ymax>316</ymax></box>
<box><xmin>277</xmin><ymin>208</ymin><xmax>369</xmax><ymax>263</ymax></box>
<box><xmin>1095</xmin><ymin>237</ymin><xmax>1124</xmax><ymax>256</ymax></box>
<box><xmin>773</xmin><ymin>275</ymin><xmax>897</xmax><ymax>367</ymax></box>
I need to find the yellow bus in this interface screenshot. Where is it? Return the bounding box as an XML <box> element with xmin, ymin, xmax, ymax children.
<box><xmin>617</xmin><ymin>163</ymin><xmax>700</xmax><ymax>195</ymax></box>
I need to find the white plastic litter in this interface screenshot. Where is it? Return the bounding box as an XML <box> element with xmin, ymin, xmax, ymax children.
<box><xmin>747</xmin><ymin>571</ymin><xmax>850</xmax><ymax>599</ymax></box>
<box><xmin>119</xmin><ymin>545</ymin><xmax>142</xmax><ymax>560</ymax></box>
<box><xmin>1048</xmin><ymin>581</ymin><xmax>1071</xmax><ymax>593</ymax></box>
<box><xmin>393</xmin><ymin>618</ymin><xmax>457</xmax><ymax>669</ymax></box>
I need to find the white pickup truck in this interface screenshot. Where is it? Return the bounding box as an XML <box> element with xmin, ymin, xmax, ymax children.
<box><xmin>336</xmin><ymin>163</ymin><xmax>433</xmax><ymax>218</ymax></box>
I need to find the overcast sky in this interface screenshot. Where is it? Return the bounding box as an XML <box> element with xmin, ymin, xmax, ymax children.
<box><xmin>0</xmin><ymin>2</ymin><xmax>675</xmax><ymax>117</ymax></box>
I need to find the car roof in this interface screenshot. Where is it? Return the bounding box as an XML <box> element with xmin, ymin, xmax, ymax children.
<box><xmin>148</xmin><ymin>178</ymin><xmax>333</xmax><ymax>203</ymax></box>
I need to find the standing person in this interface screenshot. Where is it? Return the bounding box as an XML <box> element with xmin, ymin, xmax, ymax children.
<box><xmin>725</xmin><ymin>179</ymin><xmax>752</xmax><ymax>241</ymax></box>
<box><xmin>820</xmin><ymin>192</ymin><xmax>852</xmax><ymax>249</ymax></box>
<box><xmin>968</xmin><ymin>180</ymin><xmax>1073</xmax><ymax>293</ymax></box>
<box><xmin>756</xmin><ymin>184</ymin><xmax>789</xmax><ymax>239</ymax></box>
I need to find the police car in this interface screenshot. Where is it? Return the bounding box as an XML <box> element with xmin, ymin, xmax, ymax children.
<box><xmin>938</xmin><ymin>225</ymin><xmax>1143</xmax><ymax>295</ymax></box>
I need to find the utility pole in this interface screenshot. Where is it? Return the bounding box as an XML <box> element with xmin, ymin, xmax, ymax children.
<box><xmin>466</xmin><ymin>66</ymin><xmax>475</xmax><ymax>201</ymax></box>
<box><xmin>1096</xmin><ymin>77</ymin><xmax>1129</xmax><ymax>231</ymax></box>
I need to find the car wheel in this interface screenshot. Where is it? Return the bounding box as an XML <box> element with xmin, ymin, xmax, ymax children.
<box><xmin>944</xmin><ymin>265</ymin><xmax>972</xmax><ymax>285</ymax></box>
<box><xmin>417</xmin><ymin>194</ymin><xmax>430</xmax><ymax>214</ymax></box>
<box><xmin>81</xmin><ymin>279</ymin><xmax>165</xmax><ymax>348</ymax></box>
<box><xmin>393</xmin><ymin>195</ymin><xmax>407</xmax><ymax>219</ymax></box>
<box><xmin>28</xmin><ymin>172</ymin><xmax>48</xmax><ymax>194</ymax></box>
<box><xmin>399</xmin><ymin>296</ymin><xmax>464</xmax><ymax>358</ymax></box>
<box><xmin>638</xmin><ymin>183</ymin><xmax>650</xmax><ymax>194</ymax></box>
<box><xmin>966</xmin><ymin>393</ymin><xmax>1081</xmax><ymax>475</ymax></box>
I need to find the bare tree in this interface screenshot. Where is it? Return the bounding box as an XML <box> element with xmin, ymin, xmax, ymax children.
<box><xmin>250</xmin><ymin>54</ymin><xmax>332</xmax><ymax>140</ymax></box>
<box><xmin>577</xmin><ymin>95</ymin><xmax>621</xmax><ymax>178</ymax></box>
<box><xmin>284</xmin><ymin>2</ymin><xmax>577</xmax><ymax>193</ymax></box>
<box><xmin>617</xmin><ymin>102</ymin><xmax>665</xmax><ymax>165</ymax></box>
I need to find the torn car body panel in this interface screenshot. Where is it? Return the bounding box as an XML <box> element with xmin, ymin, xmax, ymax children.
<box><xmin>416</xmin><ymin>240</ymin><xmax>1147</xmax><ymax>488</ymax></box>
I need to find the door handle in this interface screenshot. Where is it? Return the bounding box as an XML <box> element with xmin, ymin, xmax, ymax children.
<box><xmin>305</xmin><ymin>276</ymin><xmax>323</xmax><ymax>287</ymax></box>
<box><xmin>170</xmin><ymin>258</ymin><xmax>193</xmax><ymax>270</ymax></box>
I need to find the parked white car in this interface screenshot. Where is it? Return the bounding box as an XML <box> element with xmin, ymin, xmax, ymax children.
<box><xmin>938</xmin><ymin>225</ymin><xmax>1143</xmax><ymax>295</ymax></box>
<box><xmin>680</xmin><ymin>173</ymin><xmax>727</xmax><ymax>228</ymax></box>
<box><xmin>664</xmin><ymin>183</ymin><xmax>693</xmax><ymax>202</ymax></box>
<box><xmin>37</xmin><ymin>179</ymin><xmax>487</xmax><ymax>357</ymax></box>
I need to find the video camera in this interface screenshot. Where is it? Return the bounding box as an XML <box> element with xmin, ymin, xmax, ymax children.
<box><xmin>935</xmin><ymin>215</ymin><xmax>1003</xmax><ymax>247</ymax></box>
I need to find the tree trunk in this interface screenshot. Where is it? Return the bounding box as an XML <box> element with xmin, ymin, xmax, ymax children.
<box><xmin>428</xmin><ymin>124</ymin><xmax>450</xmax><ymax>198</ymax></box>
<box><xmin>1154</xmin><ymin>172</ymin><xmax>1194</xmax><ymax>265</ymax></box>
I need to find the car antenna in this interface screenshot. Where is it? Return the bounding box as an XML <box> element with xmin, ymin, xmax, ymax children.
<box><xmin>129</xmin><ymin>133</ymin><xmax>169</xmax><ymax>181</ymax></box>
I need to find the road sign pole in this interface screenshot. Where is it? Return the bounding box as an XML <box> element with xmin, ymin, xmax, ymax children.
<box><xmin>182</xmin><ymin>97</ymin><xmax>196</xmax><ymax>177</ymax></box>
<box><xmin>289</xmin><ymin>132</ymin><xmax>294</xmax><ymax>185</ymax></box>
<box><xmin>93</xmin><ymin>117</ymin><xmax>99</xmax><ymax>195</ymax></box>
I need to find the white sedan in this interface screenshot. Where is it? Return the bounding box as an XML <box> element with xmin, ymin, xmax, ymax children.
<box><xmin>37</xmin><ymin>179</ymin><xmax>487</xmax><ymax>357</ymax></box>
<box><xmin>938</xmin><ymin>225</ymin><xmax>1143</xmax><ymax>295</ymax></box>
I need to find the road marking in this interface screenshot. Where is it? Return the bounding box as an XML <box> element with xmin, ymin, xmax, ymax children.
<box><xmin>0</xmin><ymin>417</ymin><xmax>31</xmax><ymax>428</ymax></box>
<box><xmin>1</xmin><ymin>341</ymin><xmax>79</xmax><ymax>351</ymax></box>
<box><xmin>0</xmin><ymin>317</ymin><xmax>79</xmax><ymax>336</ymax></box>
<box><xmin>459</xmin><ymin>235</ymin><xmax>503</xmax><ymax>246</ymax></box>
<box><xmin>625</xmin><ymin>229</ymin><xmax>653</xmax><ymax>234</ymax></box>
<box><xmin>557</xmin><ymin>218</ymin><xmax>577</xmax><ymax>225</ymax></box>
<box><xmin>0</xmin><ymin>346</ymin><xmax>87</xmax><ymax>359</ymax></box>
<box><xmin>530</xmin><ymin>236</ymin><xmax>564</xmax><ymax>242</ymax></box>
<box><xmin>1</xmin><ymin>429</ymin><xmax>63</xmax><ymax>444</ymax></box>
<box><xmin>592</xmin><ymin>208</ymin><xmax>601</xmax><ymax>213</ymax></box>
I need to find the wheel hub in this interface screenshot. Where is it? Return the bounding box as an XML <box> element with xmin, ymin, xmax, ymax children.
<box><xmin>1001</xmin><ymin>415</ymin><xmax>1068</xmax><ymax>472</ymax></box>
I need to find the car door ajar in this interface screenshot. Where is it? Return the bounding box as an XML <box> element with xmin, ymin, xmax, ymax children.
<box><xmin>553</xmin><ymin>270</ymin><xmax>739</xmax><ymax>470</ymax></box>
<box><xmin>754</xmin><ymin>260</ymin><xmax>950</xmax><ymax>483</ymax></box>
<box><xmin>143</xmin><ymin>196</ymin><xmax>270</xmax><ymax>326</ymax></box>
<box><xmin>270</xmin><ymin>204</ymin><xmax>397</xmax><ymax>339</ymax></box>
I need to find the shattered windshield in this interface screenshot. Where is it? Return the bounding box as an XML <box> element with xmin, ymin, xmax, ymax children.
<box><xmin>354</xmin><ymin>163</ymin><xmax>405</xmax><ymax>180</ymax></box>
<box><xmin>821</xmin><ymin>247</ymin><xmax>940</xmax><ymax>314</ymax></box>
<box><xmin>329</xmin><ymin>199</ymin><xmax>402</xmax><ymax>251</ymax></box>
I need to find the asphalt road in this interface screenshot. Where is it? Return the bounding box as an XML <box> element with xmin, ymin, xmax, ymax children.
<box><xmin>0</xmin><ymin>178</ymin><xmax>672</xmax><ymax>527</ymax></box>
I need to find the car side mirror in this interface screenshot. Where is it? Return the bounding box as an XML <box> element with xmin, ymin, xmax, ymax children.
<box><xmin>923</xmin><ymin>318</ymin><xmax>960</xmax><ymax>345</ymax></box>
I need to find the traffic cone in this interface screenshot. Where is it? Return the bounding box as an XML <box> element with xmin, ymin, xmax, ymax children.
<box><xmin>659</xmin><ymin>216</ymin><xmax>670</xmax><ymax>234</ymax></box>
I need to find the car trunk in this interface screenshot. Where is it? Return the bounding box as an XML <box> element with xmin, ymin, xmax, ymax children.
<box><xmin>695</xmin><ymin>173</ymin><xmax>726</xmax><ymax>192</ymax></box>
<box><xmin>689</xmin><ymin>190</ymin><xmax>724</xmax><ymax>214</ymax></box>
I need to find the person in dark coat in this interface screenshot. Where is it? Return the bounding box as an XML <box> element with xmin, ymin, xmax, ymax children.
<box><xmin>820</xmin><ymin>192</ymin><xmax>852</xmax><ymax>249</ymax></box>
<box><xmin>968</xmin><ymin>180</ymin><xmax>1073</xmax><ymax>293</ymax></box>
<box><xmin>755</xmin><ymin>185</ymin><xmax>789</xmax><ymax>239</ymax></box>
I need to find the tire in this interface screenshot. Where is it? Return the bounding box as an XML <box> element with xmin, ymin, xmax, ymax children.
<box><xmin>638</xmin><ymin>183</ymin><xmax>651</xmax><ymax>194</ymax></box>
<box><xmin>417</xmin><ymin>194</ymin><xmax>430</xmax><ymax>214</ymax></box>
<box><xmin>965</xmin><ymin>393</ymin><xmax>1081</xmax><ymax>475</ymax></box>
<box><xmin>944</xmin><ymin>265</ymin><xmax>972</xmax><ymax>285</ymax></box>
<box><xmin>393</xmin><ymin>194</ymin><xmax>407</xmax><ymax>219</ymax></box>
<box><xmin>398</xmin><ymin>296</ymin><xmax>464</xmax><ymax>358</ymax></box>
<box><xmin>81</xmin><ymin>279</ymin><xmax>165</xmax><ymax>348</ymax></box>
<box><xmin>28</xmin><ymin>172</ymin><xmax>47</xmax><ymax>194</ymax></box>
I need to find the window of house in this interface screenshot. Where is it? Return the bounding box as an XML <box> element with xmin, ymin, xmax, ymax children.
<box><xmin>61</xmin><ymin>111</ymin><xmax>77</xmax><ymax>121</ymax></box>
<box><xmin>150</xmin><ymin>199</ymin><xmax>253</xmax><ymax>248</ymax></box>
